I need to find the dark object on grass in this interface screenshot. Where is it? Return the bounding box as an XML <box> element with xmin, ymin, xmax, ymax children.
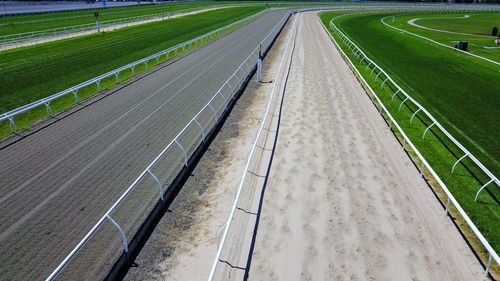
<box><xmin>492</xmin><ymin>27</ymin><xmax>498</xmax><ymax>36</ymax></box>
<box><xmin>456</xmin><ymin>41</ymin><xmax>468</xmax><ymax>51</ymax></box>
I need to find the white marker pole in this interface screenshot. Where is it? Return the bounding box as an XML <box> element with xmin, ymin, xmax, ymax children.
<box><xmin>257</xmin><ymin>44</ymin><xmax>262</xmax><ymax>82</ymax></box>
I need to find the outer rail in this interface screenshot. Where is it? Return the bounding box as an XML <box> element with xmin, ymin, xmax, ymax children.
<box><xmin>325</xmin><ymin>11</ymin><xmax>498</xmax><ymax>275</ymax></box>
<box><xmin>45</xmin><ymin>10</ymin><xmax>292</xmax><ymax>281</ymax></box>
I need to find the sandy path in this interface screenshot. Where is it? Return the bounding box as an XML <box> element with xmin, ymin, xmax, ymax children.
<box><xmin>246</xmin><ymin>12</ymin><xmax>486</xmax><ymax>281</ymax></box>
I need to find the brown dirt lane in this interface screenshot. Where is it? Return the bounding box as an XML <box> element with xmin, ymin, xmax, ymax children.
<box><xmin>0</xmin><ymin>10</ymin><xmax>290</xmax><ymax>281</ymax></box>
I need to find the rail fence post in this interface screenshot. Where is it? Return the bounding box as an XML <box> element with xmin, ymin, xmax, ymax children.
<box><xmin>208</xmin><ymin>104</ymin><xmax>219</xmax><ymax>123</ymax></box>
<box><xmin>422</xmin><ymin>122</ymin><xmax>436</xmax><ymax>139</ymax></box>
<box><xmin>381</xmin><ymin>77</ymin><xmax>390</xmax><ymax>89</ymax></box>
<box><xmin>257</xmin><ymin>44</ymin><xmax>263</xmax><ymax>83</ymax></box>
<box><xmin>8</xmin><ymin>117</ymin><xmax>17</xmax><ymax>133</ymax></box>
<box><xmin>217</xmin><ymin>90</ymin><xmax>228</xmax><ymax>110</ymax></box>
<box><xmin>115</xmin><ymin>72</ymin><xmax>120</xmax><ymax>84</ymax></box>
<box><xmin>365</xmin><ymin>61</ymin><xmax>373</xmax><ymax>70</ymax></box>
<box><xmin>194</xmin><ymin>118</ymin><xmax>206</xmax><ymax>141</ymax></box>
<box><xmin>73</xmin><ymin>90</ymin><xmax>80</xmax><ymax>104</ymax></box>
<box><xmin>485</xmin><ymin>254</ymin><xmax>493</xmax><ymax>276</ymax></box>
<box><xmin>410</xmin><ymin>107</ymin><xmax>422</xmax><ymax>124</ymax></box>
<box><xmin>475</xmin><ymin>179</ymin><xmax>494</xmax><ymax>202</ymax></box>
<box><xmin>445</xmin><ymin>197</ymin><xmax>451</xmax><ymax>214</ymax></box>
<box><xmin>174</xmin><ymin>139</ymin><xmax>188</xmax><ymax>167</ymax></box>
<box><xmin>398</xmin><ymin>97</ymin><xmax>409</xmax><ymax>111</ymax></box>
<box><xmin>106</xmin><ymin>214</ymin><xmax>128</xmax><ymax>253</ymax></box>
<box><xmin>390</xmin><ymin>89</ymin><xmax>401</xmax><ymax>102</ymax></box>
<box><xmin>216</xmin><ymin>223</ymin><xmax>228</xmax><ymax>249</ymax></box>
<box><xmin>451</xmin><ymin>153</ymin><xmax>469</xmax><ymax>173</ymax></box>
<box><xmin>147</xmin><ymin>169</ymin><xmax>164</xmax><ymax>201</ymax></box>
<box><xmin>44</xmin><ymin>102</ymin><xmax>53</xmax><ymax>117</ymax></box>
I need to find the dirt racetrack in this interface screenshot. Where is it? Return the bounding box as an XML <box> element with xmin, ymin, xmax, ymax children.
<box><xmin>244</xmin><ymin>12</ymin><xmax>487</xmax><ymax>281</ymax></box>
<box><xmin>0</xmin><ymin>10</ymin><xmax>289</xmax><ymax>281</ymax></box>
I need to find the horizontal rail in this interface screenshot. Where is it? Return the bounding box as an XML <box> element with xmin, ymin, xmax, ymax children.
<box><xmin>0</xmin><ymin>9</ymin><xmax>266</xmax><ymax>126</ymax></box>
<box><xmin>325</xmin><ymin>10</ymin><xmax>499</xmax><ymax>274</ymax></box>
<box><xmin>45</xmin><ymin>10</ymin><xmax>291</xmax><ymax>281</ymax></box>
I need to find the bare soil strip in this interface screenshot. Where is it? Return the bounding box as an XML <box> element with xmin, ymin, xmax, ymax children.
<box><xmin>243</xmin><ymin>12</ymin><xmax>486</xmax><ymax>281</ymax></box>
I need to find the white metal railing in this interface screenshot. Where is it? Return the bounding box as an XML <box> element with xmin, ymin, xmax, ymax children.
<box><xmin>0</xmin><ymin>4</ymin><xmax>257</xmax><ymax>49</ymax></box>
<box><xmin>207</xmin><ymin>10</ymin><xmax>298</xmax><ymax>281</ymax></box>
<box><xmin>0</xmin><ymin>9</ymin><xmax>266</xmax><ymax>135</ymax></box>
<box><xmin>0</xmin><ymin>1</ymin><xmax>156</xmax><ymax>17</ymax></box>
<box><xmin>325</xmin><ymin>13</ymin><xmax>499</xmax><ymax>275</ymax></box>
<box><xmin>45</xmin><ymin>10</ymin><xmax>292</xmax><ymax>281</ymax></box>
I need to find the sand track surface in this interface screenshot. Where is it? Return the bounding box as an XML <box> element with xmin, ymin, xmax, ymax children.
<box><xmin>245</xmin><ymin>12</ymin><xmax>486</xmax><ymax>281</ymax></box>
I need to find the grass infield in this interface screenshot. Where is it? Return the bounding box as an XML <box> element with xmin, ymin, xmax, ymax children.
<box><xmin>388</xmin><ymin>13</ymin><xmax>500</xmax><ymax>63</ymax></box>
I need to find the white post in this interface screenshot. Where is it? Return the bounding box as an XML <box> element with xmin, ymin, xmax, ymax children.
<box><xmin>257</xmin><ymin>59</ymin><xmax>262</xmax><ymax>83</ymax></box>
<box><xmin>257</xmin><ymin>44</ymin><xmax>262</xmax><ymax>83</ymax></box>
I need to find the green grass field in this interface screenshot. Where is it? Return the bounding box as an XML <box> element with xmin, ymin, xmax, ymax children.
<box><xmin>0</xmin><ymin>6</ymin><xmax>264</xmax><ymax>137</ymax></box>
<box><xmin>388</xmin><ymin>13</ymin><xmax>500</xmax><ymax>63</ymax></box>
<box><xmin>0</xmin><ymin>1</ymin><xmax>363</xmax><ymax>37</ymax></box>
<box><xmin>0</xmin><ymin>2</ymin><xmax>230</xmax><ymax>36</ymax></box>
<box><xmin>418</xmin><ymin>13</ymin><xmax>500</xmax><ymax>35</ymax></box>
<box><xmin>320</xmin><ymin>11</ymin><xmax>500</xmax><ymax>258</ymax></box>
